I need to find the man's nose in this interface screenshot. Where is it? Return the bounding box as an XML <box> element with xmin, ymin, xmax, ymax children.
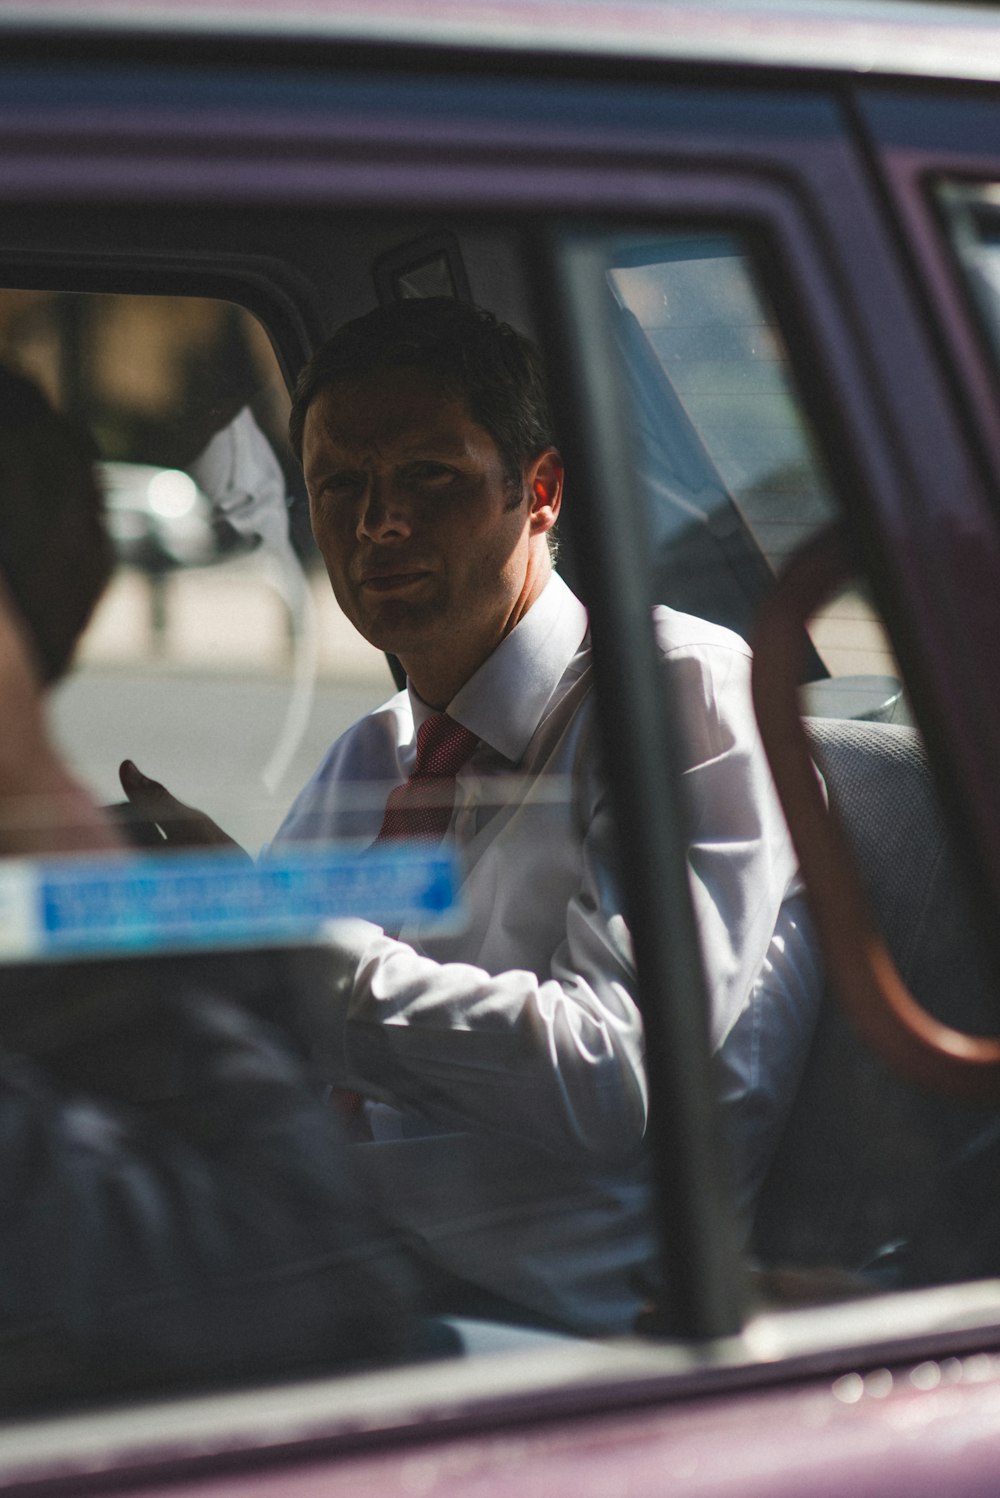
<box><xmin>356</xmin><ymin>482</ymin><xmax>412</xmax><ymax>543</ymax></box>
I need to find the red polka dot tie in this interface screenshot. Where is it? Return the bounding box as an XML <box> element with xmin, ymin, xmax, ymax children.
<box><xmin>375</xmin><ymin>711</ymin><xmax>479</xmax><ymax>844</ymax></box>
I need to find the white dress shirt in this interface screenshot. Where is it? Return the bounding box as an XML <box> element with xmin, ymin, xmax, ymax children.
<box><xmin>272</xmin><ymin>573</ymin><xmax>820</xmax><ymax>1331</ymax></box>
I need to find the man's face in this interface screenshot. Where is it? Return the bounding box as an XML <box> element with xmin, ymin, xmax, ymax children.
<box><xmin>302</xmin><ymin>367</ymin><xmax>556</xmax><ymax>700</ymax></box>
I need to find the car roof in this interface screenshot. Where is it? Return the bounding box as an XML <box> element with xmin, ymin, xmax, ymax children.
<box><xmin>2</xmin><ymin>0</ymin><xmax>1000</xmax><ymax>84</ymax></box>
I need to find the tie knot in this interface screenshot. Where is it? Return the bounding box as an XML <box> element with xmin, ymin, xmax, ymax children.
<box><xmin>413</xmin><ymin>712</ymin><xmax>479</xmax><ymax>779</ymax></box>
<box><xmin>374</xmin><ymin>713</ymin><xmax>479</xmax><ymax>845</ymax></box>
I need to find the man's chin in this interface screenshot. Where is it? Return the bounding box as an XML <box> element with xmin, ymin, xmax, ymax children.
<box><xmin>352</xmin><ymin>598</ymin><xmax>444</xmax><ymax>657</ymax></box>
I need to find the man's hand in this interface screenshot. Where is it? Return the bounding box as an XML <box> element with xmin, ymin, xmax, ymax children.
<box><xmin>118</xmin><ymin>760</ymin><xmax>249</xmax><ymax>860</ymax></box>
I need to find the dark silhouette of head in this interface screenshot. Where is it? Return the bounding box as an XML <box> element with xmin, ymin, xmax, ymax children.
<box><xmin>0</xmin><ymin>365</ymin><xmax>113</xmax><ymax>683</ymax></box>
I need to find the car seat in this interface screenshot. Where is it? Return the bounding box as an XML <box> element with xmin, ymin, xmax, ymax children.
<box><xmin>752</xmin><ymin>716</ymin><xmax>1000</xmax><ymax>1287</ymax></box>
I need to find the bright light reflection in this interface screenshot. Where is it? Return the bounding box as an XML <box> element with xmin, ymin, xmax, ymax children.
<box><xmin>832</xmin><ymin>1373</ymin><xmax>864</xmax><ymax>1404</ymax></box>
<box><xmin>148</xmin><ymin>469</ymin><xmax>198</xmax><ymax>519</ymax></box>
<box><xmin>909</xmin><ymin>1362</ymin><xmax>941</xmax><ymax>1392</ymax></box>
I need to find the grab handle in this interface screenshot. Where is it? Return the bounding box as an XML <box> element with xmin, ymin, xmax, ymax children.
<box><xmin>751</xmin><ymin>527</ymin><xmax>1000</xmax><ymax>1103</ymax></box>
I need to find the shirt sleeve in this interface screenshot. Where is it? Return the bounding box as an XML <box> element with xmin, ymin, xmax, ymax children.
<box><xmin>304</xmin><ymin>782</ymin><xmax>647</xmax><ymax>1169</ymax></box>
<box><xmin>660</xmin><ymin>626</ymin><xmax>801</xmax><ymax>1052</ymax></box>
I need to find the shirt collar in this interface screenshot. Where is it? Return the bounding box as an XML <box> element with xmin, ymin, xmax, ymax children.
<box><xmin>407</xmin><ymin>572</ymin><xmax>589</xmax><ymax>763</ymax></box>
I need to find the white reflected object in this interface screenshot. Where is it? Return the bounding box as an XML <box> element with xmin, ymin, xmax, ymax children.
<box><xmin>147</xmin><ymin>468</ymin><xmax>198</xmax><ymax>519</ymax></box>
<box><xmin>189</xmin><ymin>406</ymin><xmax>318</xmax><ymax>794</ymax></box>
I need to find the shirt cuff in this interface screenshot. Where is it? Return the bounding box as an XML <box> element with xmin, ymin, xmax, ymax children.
<box><xmin>306</xmin><ymin>918</ymin><xmax>384</xmax><ymax>1078</ymax></box>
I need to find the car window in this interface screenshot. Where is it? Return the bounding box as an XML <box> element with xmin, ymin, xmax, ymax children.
<box><xmin>0</xmin><ymin>288</ymin><xmax>391</xmax><ymax>857</ymax></box>
<box><xmin>938</xmin><ymin>178</ymin><xmax>1000</xmax><ymax>367</ymax></box>
<box><xmin>608</xmin><ymin>227</ymin><xmax>1000</xmax><ymax>1312</ymax></box>
<box><xmin>608</xmin><ymin>236</ymin><xmax>904</xmax><ymax>720</ymax></box>
<box><xmin>1</xmin><ymin>203</ymin><xmax>998</xmax><ymax>1433</ymax></box>
<box><xmin>0</xmin><ymin>257</ymin><xmax>665</xmax><ymax>1405</ymax></box>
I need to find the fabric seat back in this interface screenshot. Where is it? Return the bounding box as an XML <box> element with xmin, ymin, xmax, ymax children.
<box><xmin>752</xmin><ymin>717</ymin><xmax>1000</xmax><ymax>1282</ymax></box>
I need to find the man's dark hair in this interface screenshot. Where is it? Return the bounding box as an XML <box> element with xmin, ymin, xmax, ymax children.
<box><xmin>288</xmin><ymin>299</ymin><xmax>556</xmax><ymax>490</ymax></box>
<box><xmin>0</xmin><ymin>365</ymin><xmax>113</xmax><ymax>682</ymax></box>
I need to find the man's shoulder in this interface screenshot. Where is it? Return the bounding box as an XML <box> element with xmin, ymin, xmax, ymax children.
<box><xmin>651</xmin><ymin>604</ymin><xmax>752</xmax><ymax>663</ymax></box>
<box><xmin>304</xmin><ymin>687</ymin><xmax>414</xmax><ymax>791</ymax></box>
<box><xmin>333</xmin><ymin>687</ymin><xmax>413</xmax><ymax>753</ymax></box>
<box><xmin>270</xmin><ymin>687</ymin><xmax>412</xmax><ymax>846</ymax></box>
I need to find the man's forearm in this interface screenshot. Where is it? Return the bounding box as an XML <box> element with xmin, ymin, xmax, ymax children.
<box><xmin>311</xmin><ymin>911</ymin><xmax>647</xmax><ymax>1165</ymax></box>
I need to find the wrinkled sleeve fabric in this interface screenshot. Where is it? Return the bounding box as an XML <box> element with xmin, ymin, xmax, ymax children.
<box><xmin>654</xmin><ymin>611</ymin><xmax>803</xmax><ymax>1052</ymax></box>
<box><xmin>654</xmin><ymin>611</ymin><xmax>820</xmax><ymax>1217</ymax></box>
<box><xmin>306</xmin><ymin>768</ymin><xmax>647</xmax><ymax>1167</ymax></box>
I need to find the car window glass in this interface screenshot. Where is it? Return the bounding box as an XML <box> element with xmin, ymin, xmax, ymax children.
<box><xmin>3</xmin><ymin>217</ymin><xmax>999</xmax><ymax>1420</ymax></box>
<box><xmin>0</xmin><ymin>289</ymin><xmax>390</xmax><ymax>856</ymax></box>
<box><xmin>937</xmin><ymin>179</ymin><xmax>1000</xmax><ymax>372</ymax></box>
<box><xmin>0</xmin><ymin>266</ymin><xmax>661</xmax><ymax>1409</ymax></box>
<box><xmin>608</xmin><ymin>237</ymin><xmax>903</xmax><ymax>720</ymax></box>
<box><xmin>611</xmin><ymin>229</ymin><xmax>1000</xmax><ymax>1313</ymax></box>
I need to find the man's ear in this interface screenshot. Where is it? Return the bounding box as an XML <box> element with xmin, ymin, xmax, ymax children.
<box><xmin>525</xmin><ymin>448</ymin><xmax>563</xmax><ymax>536</ymax></box>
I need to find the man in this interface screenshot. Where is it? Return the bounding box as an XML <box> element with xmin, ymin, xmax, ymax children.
<box><xmin>125</xmin><ymin>299</ymin><xmax>820</xmax><ymax>1333</ymax></box>
<box><xmin>0</xmin><ymin>366</ymin><xmax>412</xmax><ymax>1400</ymax></box>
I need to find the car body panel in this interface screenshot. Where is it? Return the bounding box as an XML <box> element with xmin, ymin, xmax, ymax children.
<box><xmin>2</xmin><ymin>0</ymin><xmax>1000</xmax><ymax>85</ymax></box>
<box><xmin>8</xmin><ymin>1288</ymin><xmax>1000</xmax><ymax>1495</ymax></box>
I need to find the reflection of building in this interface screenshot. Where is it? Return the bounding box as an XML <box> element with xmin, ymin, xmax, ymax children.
<box><xmin>0</xmin><ymin>287</ymin><xmax>324</xmax><ymax>564</ymax></box>
<box><xmin>0</xmin><ymin>288</ymin><xmax>369</xmax><ymax>679</ymax></box>
<box><xmin>0</xmin><ymin>289</ymin><xmax>388</xmax><ymax>856</ymax></box>
<box><xmin>0</xmin><ymin>290</ymin><xmax>290</xmax><ymax>471</ymax></box>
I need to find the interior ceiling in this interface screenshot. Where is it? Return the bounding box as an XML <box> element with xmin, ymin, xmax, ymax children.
<box><xmin>0</xmin><ymin>207</ymin><xmax>538</xmax><ymax>346</ymax></box>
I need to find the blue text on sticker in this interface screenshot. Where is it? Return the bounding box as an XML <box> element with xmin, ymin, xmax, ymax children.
<box><xmin>0</xmin><ymin>844</ymin><xmax>462</xmax><ymax>961</ymax></box>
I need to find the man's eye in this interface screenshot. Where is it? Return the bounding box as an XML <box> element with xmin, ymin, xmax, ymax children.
<box><xmin>319</xmin><ymin>474</ymin><xmax>363</xmax><ymax>501</ymax></box>
<box><xmin>407</xmin><ymin>463</ymin><xmax>455</xmax><ymax>488</ymax></box>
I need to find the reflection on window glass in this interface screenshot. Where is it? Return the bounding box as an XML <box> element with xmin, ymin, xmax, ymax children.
<box><xmin>0</xmin><ymin>266</ymin><xmax>659</xmax><ymax>1412</ymax></box>
<box><xmin>938</xmin><ymin>178</ymin><xmax>1000</xmax><ymax>371</ymax></box>
<box><xmin>612</xmin><ymin>230</ymin><xmax>1000</xmax><ymax>1316</ymax></box>
<box><xmin>610</xmin><ymin>241</ymin><xmax>830</xmax><ymax>572</ymax></box>
<box><xmin>609</xmin><ymin>239</ymin><xmax>903</xmax><ymax>718</ymax></box>
<box><xmin>3</xmin><ymin>219</ymin><xmax>996</xmax><ymax>1423</ymax></box>
<box><xmin>609</xmin><ymin>232</ymin><xmax>828</xmax><ymax>1254</ymax></box>
<box><xmin>0</xmin><ymin>290</ymin><xmax>390</xmax><ymax>856</ymax></box>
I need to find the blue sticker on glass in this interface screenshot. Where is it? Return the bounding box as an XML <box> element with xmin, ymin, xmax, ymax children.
<box><xmin>0</xmin><ymin>844</ymin><xmax>462</xmax><ymax>962</ymax></box>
